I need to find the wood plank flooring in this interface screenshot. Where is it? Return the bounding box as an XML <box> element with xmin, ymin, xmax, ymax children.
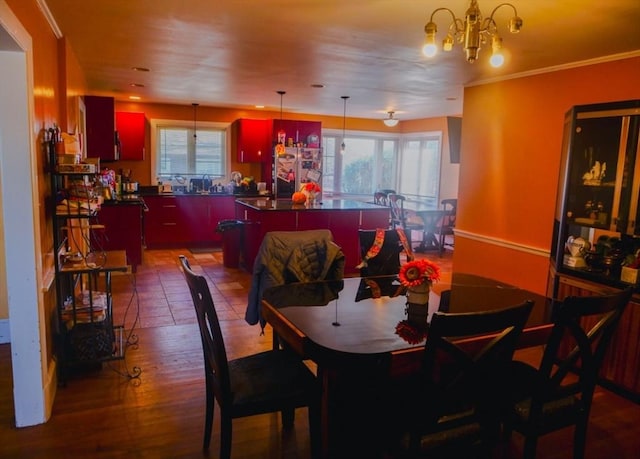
<box><xmin>0</xmin><ymin>247</ymin><xmax>638</xmax><ymax>458</ymax></box>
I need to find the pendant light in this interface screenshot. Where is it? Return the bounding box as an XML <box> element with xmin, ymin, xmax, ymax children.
<box><xmin>276</xmin><ymin>90</ymin><xmax>286</xmax><ymax>145</ymax></box>
<box><xmin>192</xmin><ymin>103</ymin><xmax>199</xmax><ymax>141</ymax></box>
<box><xmin>340</xmin><ymin>96</ymin><xmax>349</xmax><ymax>154</ymax></box>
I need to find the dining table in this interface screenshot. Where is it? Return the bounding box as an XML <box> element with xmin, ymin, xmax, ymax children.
<box><xmin>261</xmin><ymin>273</ymin><xmax>553</xmax><ymax>458</ymax></box>
<box><xmin>401</xmin><ymin>200</ymin><xmax>446</xmax><ymax>253</ymax></box>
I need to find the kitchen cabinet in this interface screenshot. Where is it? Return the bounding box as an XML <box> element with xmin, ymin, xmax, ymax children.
<box><xmin>143</xmin><ymin>195</ymin><xmax>181</xmax><ymax>247</ymax></box>
<box><xmin>96</xmin><ymin>202</ymin><xmax>144</xmax><ymax>271</ymax></box>
<box><xmin>84</xmin><ymin>95</ymin><xmax>117</xmax><ymax>161</ymax></box>
<box><xmin>550</xmin><ymin>99</ymin><xmax>640</xmax><ymax>292</ymax></box>
<box><xmin>272</xmin><ymin>119</ymin><xmax>321</xmax><ymax>147</ymax></box>
<box><xmin>235</xmin><ymin>199</ymin><xmax>389</xmax><ymax>273</ymax></box>
<box><xmin>234</xmin><ymin>118</ymin><xmax>271</xmax><ymax>163</ymax></box>
<box><xmin>116</xmin><ymin>112</ymin><xmax>146</xmax><ymax>160</ymax></box>
<box><xmin>144</xmin><ymin>195</ymin><xmax>236</xmax><ymax>248</ymax></box>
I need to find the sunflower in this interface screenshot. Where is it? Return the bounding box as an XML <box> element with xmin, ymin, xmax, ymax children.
<box><xmin>398</xmin><ymin>259</ymin><xmax>441</xmax><ymax>287</ymax></box>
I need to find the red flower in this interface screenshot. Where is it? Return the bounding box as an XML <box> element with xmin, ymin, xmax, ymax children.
<box><xmin>302</xmin><ymin>182</ymin><xmax>321</xmax><ymax>193</ymax></box>
<box><xmin>398</xmin><ymin>259</ymin><xmax>441</xmax><ymax>287</ymax></box>
<box><xmin>395</xmin><ymin>320</ymin><xmax>427</xmax><ymax>344</ymax></box>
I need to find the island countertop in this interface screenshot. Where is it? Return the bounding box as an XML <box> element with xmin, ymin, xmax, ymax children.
<box><xmin>235</xmin><ymin>198</ymin><xmax>384</xmax><ymax>211</ymax></box>
<box><xmin>235</xmin><ymin>198</ymin><xmax>391</xmax><ymax>274</ymax></box>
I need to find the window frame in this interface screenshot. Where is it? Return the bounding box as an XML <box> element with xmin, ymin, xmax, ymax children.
<box><xmin>149</xmin><ymin>119</ymin><xmax>231</xmax><ymax>182</ymax></box>
<box><xmin>322</xmin><ymin>128</ymin><xmax>442</xmax><ymax>201</ymax></box>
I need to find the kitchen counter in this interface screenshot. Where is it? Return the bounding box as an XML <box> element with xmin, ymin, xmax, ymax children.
<box><xmin>235</xmin><ymin>198</ymin><xmax>381</xmax><ymax>211</ymax></box>
<box><xmin>236</xmin><ymin>198</ymin><xmax>391</xmax><ymax>273</ymax></box>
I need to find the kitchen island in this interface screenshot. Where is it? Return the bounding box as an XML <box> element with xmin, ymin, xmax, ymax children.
<box><xmin>235</xmin><ymin>198</ymin><xmax>390</xmax><ymax>273</ymax></box>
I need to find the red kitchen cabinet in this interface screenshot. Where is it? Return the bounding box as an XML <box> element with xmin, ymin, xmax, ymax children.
<box><xmin>234</xmin><ymin>119</ymin><xmax>271</xmax><ymax>163</ymax></box>
<box><xmin>272</xmin><ymin>119</ymin><xmax>321</xmax><ymax>147</ymax></box>
<box><xmin>96</xmin><ymin>203</ymin><xmax>143</xmax><ymax>271</ymax></box>
<box><xmin>84</xmin><ymin>95</ymin><xmax>117</xmax><ymax>161</ymax></box>
<box><xmin>144</xmin><ymin>196</ymin><xmax>181</xmax><ymax>247</ymax></box>
<box><xmin>116</xmin><ymin>112</ymin><xmax>146</xmax><ymax>160</ymax></box>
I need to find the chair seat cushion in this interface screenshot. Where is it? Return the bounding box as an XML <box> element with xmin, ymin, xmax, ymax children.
<box><xmin>228</xmin><ymin>350</ymin><xmax>317</xmax><ymax>417</ymax></box>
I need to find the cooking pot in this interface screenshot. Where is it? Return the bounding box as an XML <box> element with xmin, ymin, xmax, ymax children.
<box><xmin>122</xmin><ymin>182</ymin><xmax>138</xmax><ymax>193</ymax></box>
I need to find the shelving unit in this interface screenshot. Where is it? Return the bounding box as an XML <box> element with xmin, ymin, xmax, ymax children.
<box><xmin>48</xmin><ymin>128</ymin><xmax>140</xmax><ymax>383</ymax></box>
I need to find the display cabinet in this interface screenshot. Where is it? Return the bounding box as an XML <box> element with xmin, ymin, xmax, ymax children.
<box><xmin>550</xmin><ymin>100</ymin><xmax>640</xmax><ymax>292</ymax></box>
<box><xmin>48</xmin><ymin>130</ymin><xmax>139</xmax><ymax>382</ymax></box>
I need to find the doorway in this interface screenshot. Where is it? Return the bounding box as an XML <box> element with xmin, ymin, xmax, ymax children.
<box><xmin>0</xmin><ymin>2</ymin><xmax>49</xmax><ymax>427</ymax></box>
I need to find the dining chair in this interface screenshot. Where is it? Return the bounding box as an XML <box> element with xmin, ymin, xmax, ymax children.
<box><xmin>358</xmin><ymin>228</ymin><xmax>409</xmax><ymax>277</ymax></box>
<box><xmin>502</xmin><ymin>287</ymin><xmax>633</xmax><ymax>459</ymax></box>
<box><xmin>178</xmin><ymin>255</ymin><xmax>321</xmax><ymax>459</ymax></box>
<box><xmin>387</xmin><ymin>300</ymin><xmax>534</xmax><ymax>458</ymax></box>
<box><xmin>438</xmin><ymin>198</ymin><xmax>457</xmax><ymax>253</ymax></box>
<box><xmin>388</xmin><ymin>193</ymin><xmax>425</xmax><ymax>249</ymax></box>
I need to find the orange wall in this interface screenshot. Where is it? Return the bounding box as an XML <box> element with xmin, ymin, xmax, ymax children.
<box><xmin>454</xmin><ymin>56</ymin><xmax>640</xmax><ymax>294</ymax></box>
<box><xmin>114</xmin><ymin>101</ymin><xmax>453</xmax><ymax>186</ymax></box>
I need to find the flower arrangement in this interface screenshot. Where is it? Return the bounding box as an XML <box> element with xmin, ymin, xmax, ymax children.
<box><xmin>395</xmin><ymin>320</ymin><xmax>428</xmax><ymax>344</ymax></box>
<box><xmin>398</xmin><ymin>259</ymin><xmax>441</xmax><ymax>288</ymax></box>
<box><xmin>300</xmin><ymin>182</ymin><xmax>321</xmax><ymax>194</ymax></box>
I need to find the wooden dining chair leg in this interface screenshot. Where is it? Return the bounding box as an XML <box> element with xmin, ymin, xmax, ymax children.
<box><xmin>281</xmin><ymin>406</ymin><xmax>295</xmax><ymax>428</ymax></box>
<box><xmin>523</xmin><ymin>434</ymin><xmax>539</xmax><ymax>459</ymax></box>
<box><xmin>221</xmin><ymin>414</ymin><xmax>233</xmax><ymax>459</ymax></box>
<box><xmin>574</xmin><ymin>418</ymin><xmax>589</xmax><ymax>459</ymax></box>
<box><xmin>203</xmin><ymin>374</ymin><xmax>215</xmax><ymax>450</ymax></box>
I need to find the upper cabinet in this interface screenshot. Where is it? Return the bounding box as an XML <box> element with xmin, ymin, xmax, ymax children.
<box><xmin>550</xmin><ymin>99</ymin><xmax>640</xmax><ymax>289</ymax></box>
<box><xmin>116</xmin><ymin>112</ymin><xmax>146</xmax><ymax>161</ymax></box>
<box><xmin>84</xmin><ymin>95</ymin><xmax>117</xmax><ymax>161</ymax></box>
<box><xmin>272</xmin><ymin>119</ymin><xmax>321</xmax><ymax>147</ymax></box>
<box><xmin>233</xmin><ymin>118</ymin><xmax>271</xmax><ymax>163</ymax></box>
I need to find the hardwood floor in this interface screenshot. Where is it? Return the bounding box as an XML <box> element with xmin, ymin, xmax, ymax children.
<box><xmin>0</xmin><ymin>246</ymin><xmax>638</xmax><ymax>458</ymax></box>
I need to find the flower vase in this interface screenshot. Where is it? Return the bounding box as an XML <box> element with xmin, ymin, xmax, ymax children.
<box><xmin>406</xmin><ymin>282</ymin><xmax>430</xmax><ymax>325</ymax></box>
<box><xmin>305</xmin><ymin>191</ymin><xmax>316</xmax><ymax>206</ymax></box>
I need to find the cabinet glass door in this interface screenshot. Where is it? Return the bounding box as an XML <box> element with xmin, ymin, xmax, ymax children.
<box><xmin>565</xmin><ymin>114</ymin><xmax>626</xmax><ymax>232</ymax></box>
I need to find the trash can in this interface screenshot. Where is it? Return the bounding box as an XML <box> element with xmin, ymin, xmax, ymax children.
<box><xmin>216</xmin><ymin>220</ymin><xmax>244</xmax><ymax>268</ymax></box>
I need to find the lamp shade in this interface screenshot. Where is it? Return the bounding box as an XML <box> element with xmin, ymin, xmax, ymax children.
<box><xmin>383</xmin><ymin>112</ymin><xmax>399</xmax><ymax>127</ymax></box>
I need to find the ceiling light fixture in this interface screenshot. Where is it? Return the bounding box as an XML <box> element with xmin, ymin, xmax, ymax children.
<box><xmin>340</xmin><ymin>96</ymin><xmax>349</xmax><ymax>154</ymax></box>
<box><xmin>383</xmin><ymin>111</ymin><xmax>399</xmax><ymax>127</ymax></box>
<box><xmin>192</xmin><ymin>103</ymin><xmax>199</xmax><ymax>141</ymax></box>
<box><xmin>276</xmin><ymin>90</ymin><xmax>287</xmax><ymax>146</ymax></box>
<box><xmin>422</xmin><ymin>0</ymin><xmax>522</xmax><ymax>67</ymax></box>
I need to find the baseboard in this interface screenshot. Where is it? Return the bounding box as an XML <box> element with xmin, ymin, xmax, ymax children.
<box><xmin>0</xmin><ymin>319</ymin><xmax>10</xmax><ymax>344</ymax></box>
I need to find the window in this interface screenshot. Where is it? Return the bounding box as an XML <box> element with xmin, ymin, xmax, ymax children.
<box><xmin>322</xmin><ymin>130</ymin><xmax>441</xmax><ymax>199</ymax></box>
<box><xmin>322</xmin><ymin>131</ymin><xmax>398</xmax><ymax>196</ymax></box>
<box><xmin>398</xmin><ymin>135</ymin><xmax>441</xmax><ymax>199</ymax></box>
<box><xmin>151</xmin><ymin>120</ymin><xmax>228</xmax><ymax>181</ymax></box>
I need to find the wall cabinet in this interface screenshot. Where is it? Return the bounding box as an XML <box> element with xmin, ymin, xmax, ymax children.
<box><xmin>84</xmin><ymin>95</ymin><xmax>117</xmax><ymax>161</ymax></box>
<box><xmin>550</xmin><ymin>100</ymin><xmax>640</xmax><ymax>291</ymax></box>
<box><xmin>233</xmin><ymin>118</ymin><xmax>271</xmax><ymax>163</ymax></box>
<box><xmin>116</xmin><ymin>112</ymin><xmax>146</xmax><ymax>160</ymax></box>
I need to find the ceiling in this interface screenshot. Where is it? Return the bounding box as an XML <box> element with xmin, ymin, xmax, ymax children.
<box><xmin>43</xmin><ymin>0</ymin><xmax>640</xmax><ymax>120</ymax></box>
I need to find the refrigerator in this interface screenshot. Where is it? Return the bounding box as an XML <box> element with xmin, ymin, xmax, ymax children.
<box><xmin>274</xmin><ymin>145</ymin><xmax>323</xmax><ymax>199</ymax></box>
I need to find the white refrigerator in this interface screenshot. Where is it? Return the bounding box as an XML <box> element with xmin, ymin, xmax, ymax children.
<box><xmin>274</xmin><ymin>146</ymin><xmax>322</xmax><ymax>199</ymax></box>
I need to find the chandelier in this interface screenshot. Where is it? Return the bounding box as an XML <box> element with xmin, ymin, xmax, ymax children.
<box><xmin>422</xmin><ymin>0</ymin><xmax>523</xmax><ymax>67</ymax></box>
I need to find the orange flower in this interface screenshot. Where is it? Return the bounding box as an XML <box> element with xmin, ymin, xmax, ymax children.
<box><xmin>398</xmin><ymin>259</ymin><xmax>441</xmax><ymax>287</ymax></box>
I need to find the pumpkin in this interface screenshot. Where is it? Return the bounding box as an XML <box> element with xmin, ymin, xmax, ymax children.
<box><xmin>291</xmin><ymin>191</ymin><xmax>307</xmax><ymax>204</ymax></box>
